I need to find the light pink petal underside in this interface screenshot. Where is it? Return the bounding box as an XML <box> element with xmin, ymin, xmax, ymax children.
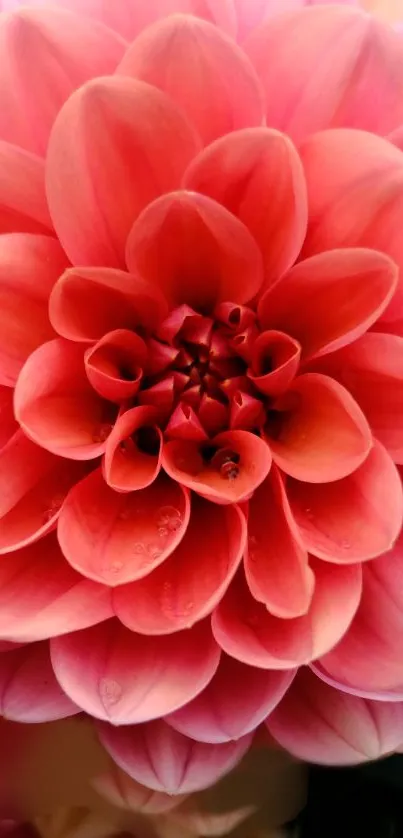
<box><xmin>0</xmin><ymin>642</ymin><xmax>79</xmax><ymax>723</ymax></box>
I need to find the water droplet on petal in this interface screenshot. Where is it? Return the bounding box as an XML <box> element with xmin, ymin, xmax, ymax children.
<box><xmin>99</xmin><ymin>678</ymin><xmax>122</xmax><ymax>709</ymax></box>
<box><xmin>341</xmin><ymin>540</ymin><xmax>351</xmax><ymax>550</ymax></box>
<box><xmin>161</xmin><ymin>581</ymin><xmax>175</xmax><ymax>616</ymax></box>
<box><xmin>146</xmin><ymin>544</ymin><xmax>162</xmax><ymax>560</ymax></box>
<box><xmin>158</xmin><ymin>526</ymin><xmax>169</xmax><ymax>538</ymax></box>
<box><xmin>109</xmin><ymin>561</ymin><xmax>123</xmax><ymax>574</ymax></box>
<box><xmin>155</xmin><ymin>506</ymin><xmax>183</xmax><ymax>534</ymax></box>
<box><xmin>92</xmin><ymin>423</ymin><xmax>113</xmax><ymax>444</ymax></box>
<box><xmin>132</xmin><ymin>542</ymin><xmax>146</xmax><ymax>555</ymax></box>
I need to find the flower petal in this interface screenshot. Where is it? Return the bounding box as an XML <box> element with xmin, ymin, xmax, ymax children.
<box><xmin>103</xmin><ymin>406</ymin><xmax>162</xmax><ymax>493</ymax></box>
<box><xmin>0</xmin><ymin>642</ymin><xmax>78</xmax><ymax>723</ymax></box>
<box><xmin>113</xmin><ymin>495</ymin><xmax>245</xmax><ymax>634</ymax></box>
<box><xmin>93</xmin><ymin>764</ymin><xmax>187</xmax><ymax>815</ymax></box>
<box><xmin>49</xmin><ymin>266</ymin><xmax>168</xmax><ymax>342</ymax></box>
<box><xmin>184</xmin><ymin>127</ymin><xmax>307</xmax><ymax>286</ymax></box>
<box><xmin>0</xmin><ymin>141</ymin><xmax>52</xmax><ymax>234</ymax></box>
<box><xmin>84</xmin><ymin>329</ymin><xmax>147</xmax><ymax>404</ymax></box>
<box><xmin>97</xmin><ymin>719</ymin><xmax>251</xmax><ymax>794</ymax></box>
<box><xmin>0</xmin><ymin>234</ymin><xmax>69</xmax><ymax>387</ymax></box>
<box><xmin>126</xmin><ymin>191</ymin><xmax>263</xmax><ymax>311</ymax></box>
<box><xmin>258</xmin><ymin>249</ymin><xmax>398</xmax><ymax>361</ymax></box>
<box><xmin>0</xmin><ymin>7</ymin><xmax>125</xmax><ymax>155</ymax></box>
<box><xmin>264</xmin><ymin>373</ymin><xmax>372</xmax><ymax>482</ymax></box>
<box><xmin>248</xmin><ymin>330</ymin><xmax>301</xmax><ymax>397</ymax></box>
<box><xmin>0</xmin><ymin>387</ymin><xmax>17</xmax><ymax>451</ymax></box>
<box><xmin>288</xmin><ymin>441</ymin><xmax>403</xmax><ymax>563</ymax></box>
<box><xmin>14</xmin><ymin>340</ymin><xmax>117</xmax><ymax>461</ymax></box>
<box><xmin>46</xmin><ymin>76</ymin><xmax>200</xmax><ymax>267</ymax></box>
<box><xmin>245</xmin><ymin>6</ymin><xmax>403</xmax><ymax>142</ymax></box>
<box><xmin>58</xmin><ymin>469</ymin><xmax>190</xmax><ymax>587</ymax></box>
<box><xmin>162</xmin><ymin>430</ymin><xmax>272</xmax><ymax>504</ymax></box>
<box><xmin>166</xmin><ymin>655</ymin><xmax>295</xmax><ymax>743</ymax></box>
<box><xmin>266</xmin><ymin>668</ymin><xmax>403</xmax><ymax>765</ymax></box>
<box><xmin>51</xmin><ymin>619</ymin><xmax>220</xmax><ymax>724</ymax></box>
<box><xmin>212</xmin><ymin>560</ymin><xmax>362</xmax><ymax>669</ymax></box>
<box><xmin>118</xmin><ymin>15</ymin><xmax>263</xmax><ymax>145</ymax></box>
<box><xmin>245</xmin><ymin>468</ymin><xmax>314</xmax><ymax>619</ymax></box>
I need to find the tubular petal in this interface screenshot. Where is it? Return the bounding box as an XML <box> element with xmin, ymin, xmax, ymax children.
<box><xmin>0</xmin><ymin>141</ymin><xmax>52</xmax><ymax>234</ymax></box>
<box><xmin>93</xmin><ymin>765</ymin><xmax>187</xmax><ymax>815</ymax></box>
<box><xmin>49</xmin><ymin>266</ymin><xmax>167</xmax><ymax>342</ymax></box>
<box><xmin>162</xmin><ymin>430</ymin><xmax>271</xmax><ymax>504</ymax></box>
<box><xmin>113</xmin><ymin>496</ymin><xmax>246</xmax><ymax>634</ymax></box>
<box><xmin>103</xmin><ymin>406</ymin><xmax>162</xmax><ymax>493</ymax></box>
<box><xmin>51</xmin><ymin>619</ymin><xmax>220</xmax><ymax>724</ymax></box>
<box><xmin>0</xmin><ymin>536</ymin><xmax>113</xmax><ymax>643</ymax></box>
<box><xmin>212</xmin><ymin>561</ymin><xmax>362</xmax><ymax>669</ymax></box>
<box><xmin>248</xmin><ymin>330</ymin><xmax>301</xmax><ymax>397</ymax></box>
<box><xmin>166</xmin><ymin>655</ymin><xmax>295</xmax><ymax>743</ymax></box>
<box><xmin>0</xmin><ymin>7</ymin><xmax>125</xmax><ymax>155</ymax></box>
<box><xmin>258</xmin><ymin>249</ymin><xmax>398</xmax><ymax>360</ymax></box>
<box><xmin>184</xmin><ymin>128</ymin><xmax>307</xmax><ymax>285</ymax></box>
<box><xmin>117</xmin><ymin>15</ymin><xmax>264</xmax><ymax>145</ymax></box>
<box><xmin>126</xmin><ymin>191</ymin><xmax>263</xmax><ymax>311</ymax></box>
<box><xmin>245</xmin><ymin>468</ymin><xmax>314</xmax><ymax>619</ymax></box>
<box><xmin>0</xmin><ymin>234</ymin><xmax>69</xmax><ymax>387</ymax></box>
<box><xmin>97</xmin><ymin>719</ymin><xmax>251</xmax><ymax>794</ymax></box>
<box><xmin>266</xmin><ymin>668</ymin><xmax>403</xmax><ymax>765</ymax></box>
<box><xmin>14</xmin><ymin>339</ymin><xmax>117</xmax><ymax>460</ymax></box>
<box><xmin>0</xmin><ymin>642</ymin><xmax>79</xmax><ymax>723</ymax></box>
<box><xmin>245</xmin><ymin>6</ymin><xmax>403</xmax><ymax>143</ymax></box>
<box><xmin>84</xmin><ymin>330</ymin><xmax>147</xmax><ymax>404</ymax></box>
<box><xmin>58</xmin><ymin>468</ymin><xmax>190</xmax><ymax>586</ymax></box>
<box><xmin>46</xmin><ymin>76</ymin><xmax>201</xmax><ymax>267</ymax></box>
<box><xmin>288</xmin><ymin>441</ymin><xmax>403</xmax><ymax>563</ymax></box>
<box><xmin>265</xmin><ymin>373</ymin><xmax>372</xmax><ymax>483</ymax></box>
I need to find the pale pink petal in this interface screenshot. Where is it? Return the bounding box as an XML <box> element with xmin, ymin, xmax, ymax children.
<box><xmin>234</xmin><ymin>0</ymin><xmax>358</xmax><ymax>42</ymax></box>
<box><xmin>0</xmin><ymin>642</ymin><xmax>78</xmax><ymax>723</ymax></box>
<box><xmin>51</xmin><ymin>619</ymin><xmax>220</xmax><ymax>724</ymax></box>
<box><xmin>97</xmin><ymin>719</ymin><xmax>252</xmax><ymax>794</ymax></box>
<box><xmin>0</xmin><ymin>141</ymin><xmax>52</xmax><ymax>234</ymax></box>
<box><xmin>93</xmin><ymin>764</ymin><xmax>187</xmax><ymax>815</ymax></box>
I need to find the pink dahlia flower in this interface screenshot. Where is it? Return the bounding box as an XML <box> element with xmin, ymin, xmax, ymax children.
<box><xmin>1</xmin><ymin>0</ymin><xmax>403</xmax><ymax>798</ymax></box>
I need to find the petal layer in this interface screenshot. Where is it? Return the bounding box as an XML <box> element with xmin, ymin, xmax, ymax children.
<box><xmin>0</xmin><ymin>642</ymin><xmax>78</xmax><ymax>723</ymax></box>
<box><xmin>0</xmin><ymin>142</ymin><xmax>51</xmax><ymax>234</ymax></box>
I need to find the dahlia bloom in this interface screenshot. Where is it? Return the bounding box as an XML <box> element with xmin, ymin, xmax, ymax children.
<box><xmin>1</xmin><ymin>0</ymin><xmax>403</xmax><ymax>806</ymax></box>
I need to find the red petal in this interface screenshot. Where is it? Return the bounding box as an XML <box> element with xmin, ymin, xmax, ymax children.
<box><xmin>51</xmin><ymin>619</ymin><xmax>220</xmax><ymax>724</ymax></box>
<box><xmin>0</xmin><ymin>141</ymin><xmax>52</xmax><ymax>234</ymax></box>
<box><xmin>0</xmin><ymin>7</ymin><xmax>125</xmax><ymax>155</ymax></box>
<box><xmin>245</xmin><ymin>468</ymin><xmax>314</xmax><ymax>619</ymax></box>
<box><xmin>265</xmin><ymin>373</ymin><xmax>372</xmax><ymax>483</ymax></box>
<box><xmin>97</xmin><ymin>719</ymin><xmax>251</xmax><ymax>794</ymax></box>
<box><xmin>58</xmin><ymin>469</ymin><xmax>190</xmax><ymax>587</ymax></box>
<box><xmin>248</xmin><ymin>330</ymin><xmax>301</xmax><ymax>397</ymax></box>
<box><xmin>288</xmin><ymin>441</ymin><xmax>403</xmax><ymax>563</ymax></box>
<box><xmin>267</xmin><ymin>668</ymin><xmax>403</xmax><ymax>765</ymax></box>
<box><xmin>212</xmin><ymin>561</ymin><xmax>362</xmax><ymax>669</ymax></box>
<box><xmin>184</xmin><ymin>127</ymin><xmax>307</xmax><ymax>285</ymax></box>
<box><xmin>245</xmin><ymin>6</ymin><xmax>403</xmax><ymax>142</ymax></box>
<box><xmin>0</xmin><ymin>430</ymin><xmax>89</xmax><ymax>554</ymax></box>
<box><xmin>0</xmin><ymin>535</ymin><xmax>112</xmax><ymax>643</ymax></box>
<box><xmin>113</xmin><ymin>495</ymin><xmax>245</xmax><ymax>634</ymax></box>
<box><xmin>0</xmin><ymin>642</ymin><xmax>78</xmax><ymax>723</ymax></box>
<box><xmin>162</xmin><ymin>430</ymin><xmax>271</xmax><ymax>504</ymax></box>
<box><xmin>166</xmin><ymin>655</ymin><xmax>295</xmax><ymax>743</ymax></box>
<box><xmin>118</xmin><ymin>15</ymin><xmax>263</xmax><ymax>146</ymax></box>
<box><xmin>258</xmin><ymin>249</ymin><xmax>398</xmax><ymax>361</ymax></box>
<box><xmin>229</xmin><ymin>391</ymin><xmax>265</xmax><ymax>431</ymax></box>
<box><xmin>93</xmin><ymin>764</ymin><xmax>187</xmax><ymax>815</ymax></box>
<box><xmin>0</xmin><ymin>234</ymin><xmax>68</xmax><ymax>386</ymax></box>
<box><xmin>0</xmin><ymin>387</ymin><xmax>18</xmax><ymax>451</ymax></box>
<box><xmin>126</xmin><ymin>191</ymin><xmax>263</xmax><ymax>311</ymax></box>
<box><xmin>311</xmin><ymin>333</ymin><xmax>403</xmax><ymax>464</ymax></box>
<box><xmin>46</xmin><ymin>76</ymin><xmax>200</xmax><ymax>267</ymax></box>
<box><xmin>84</xmin><ymin>329</ymin><xmax>147</xmax><ymax>404</ymax></box>
<box><xmin>103</xmin><ymin>406</ymin><xmax>162</xmax><ymax>493</ymax></box>
<box><xmin>14</xmin><ymin>339</ymin><xmax>117</xmax><ymax>460</ymax></box>
<box><xmin>165</xmin><ymin>403</ymin><xmax>208</xmax><ymax>443</ymax></box>
<box><xmin>50</xmin><ymin>266</ymin><xmax>167</xmax><ymax>342</ymax></box>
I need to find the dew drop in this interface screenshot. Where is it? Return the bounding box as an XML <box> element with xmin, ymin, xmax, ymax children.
<box><xmin>92</xmin><ymin>423</ymin><xmax>113</xmax><ymax>444</ymax></box>
<box><xmin>304</xmin><ymin>507</ymin><xmax>314</xmax><ymax>520</ymax></box>
<box><xmin>161</xmin><ymin>581</ymin><xmax>175</xmax><ymax>616</ymax></box>
<box><xmin>132</xmin><ymin>542</ymin><xmax>146</xmax><ymax>555</ymax></box>
<box><xmin>158</xmin><ymin>526</ymin><xmax>169</xmax><ymax>538</ymax></box>
<box><xmin>146</xmin><ymin>543</ymin><xmax>163</xmax><ymax>560</ymax></box>
<box><xmin>155</xmin><ymin>506</ymin><xmax>183</xmax><ymax>534</ymax></box>
<box><xmin>109</xmin><ymin>560</ymin><xmax>123</xmax><ymax>574</ymax></box>
<box><xmin>99</xmin><ymin>677</ymin><xmax>122</xmax><ymax>708</ymax></box>
<box><xmin>341</xmin><ymin>540</ymin><xmax>351</xmax><ymax>550</ymax></box>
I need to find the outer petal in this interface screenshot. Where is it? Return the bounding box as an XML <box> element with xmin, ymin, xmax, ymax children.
<box><xmin>245</xmin><ymin>6</ymin><xmax>403</xmax><ymax>142</ymax></box>
<box><xmin>0</xmin><ymin>8</ymin><xmax>125</xmax><ymax>155</ymax></box>
<box><xmin>58</xmin><ymin>469</ymin><xmax>190</xmax><ymax>587</ymax></box>
<box><xmin>46</xmin><ymin>76</ymin><xmax>201</xmax><ymax>268</ymax></box>
<box><xmin>310</xmin><ymin>333</ymin><xmax>403</xmax><ymax>464</ymax></box>
<box><xmin>266</xmin><ymin>668</ymin><xmax>403</xmax><ymax>765</ymax></box>
<box><xmin>166</xmin><ymin>655</ymin><xmax>295</xmax><ymax>743</ymax></box>
<box><xmin>258</xmin><ymin>249</ymin><xmax>398</xmax><ymax>360</ymax></box>
<box><xmin>51</xmin><ymin>619</ymin><xmax>220</xmax><ymax>724</ymax></box>
<box><xmin>245</xmin><ymin>468</ymin><xmax>314</xmax><ymax>619</ymax></box>
<box><xmin>0</xmin><ymin>643</ymin><xmax>78</xmax><ymax>723</ymax></box>
<box><xmin>264</xmin><ymin>373</ymin><xmax>372</xmax><ymax>483</ymax></box>
<box><xmin>0</xmin><ymin>142</ymin><xmax>52</xmax><ymax>234</ymax></box>
<box><xmin>14</xmin><ymin>340</ymin><xmax>117</xmax><ymax>460</ymax></box>
<box><xmin>113</xmin><ymin>496</ymin><xmax>245</xmax><ymax>634</ymax></box>
<box><xmin>0</xmin><ymin>535</ymin><xmax>112</xmax><ymax>643</ymax></box>
<box><xmin>118</xmin><ymin>15</ymin><xmax>263</xmax><ymax>146</ymax></box>
<box><xmin>0</xmin><ymin>234</ymin><xmax>69</xmax><ymax>386</ymax></box>
<box><xmin>97</xmin><ymin>719</ymin><xmax>252</xmax><ymax>794</ymax></box>
<box><xmin>126</xmin><ymin>191</ymin><xmax>263</xmax><ymax>311</ymax></box>
<box><xmin>212</xmin><ymin>561</ymin><xmax>362</xmax><ymax>669</ymax></box>
<box><xmin>287</xmin><ymin>441</ymin><xmax>403</xmax><ymax>563</ymax></box>
<box><xmin>234</xmin><ymin>0</ymin><xmax>358</xmax><ymax>42</ymax></box>
<box><xmin>184</xmin><ymin>128</ymin><xmax>307</xmax><ymax>286</ymax></box>
<box><xmin>49</xmin><ymin>267</ymin><xmax>168</xmax><ymax>342</ymax></box>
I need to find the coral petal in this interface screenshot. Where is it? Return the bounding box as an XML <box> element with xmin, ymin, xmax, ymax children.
<box><xmin>248</xmin><ymin>330</ymin><xmax>301</xmax><ymax>397</ymax></box>
<box><xmin>0</xmin><ymin>141</ymin><xmax>52</xmax><ymax>234</ymax></box>
<box><xmin>0</xmin><ymin>642</ymin><xmax>78</xmax><ymax>723</ymax></box>
<box><xmin>85</xmin><ymin>329</ymin><xmax>147</xmax><ymax>404</ymax></box>
<box><xmin>0</xmin><ymin>387</ymin><xmax>17</xmax><ymax>451</ymax></box>
<box><xmin>103</xmin><ymin>406</ymin><xmax>162</xmax><ymax>493</ymax></box>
